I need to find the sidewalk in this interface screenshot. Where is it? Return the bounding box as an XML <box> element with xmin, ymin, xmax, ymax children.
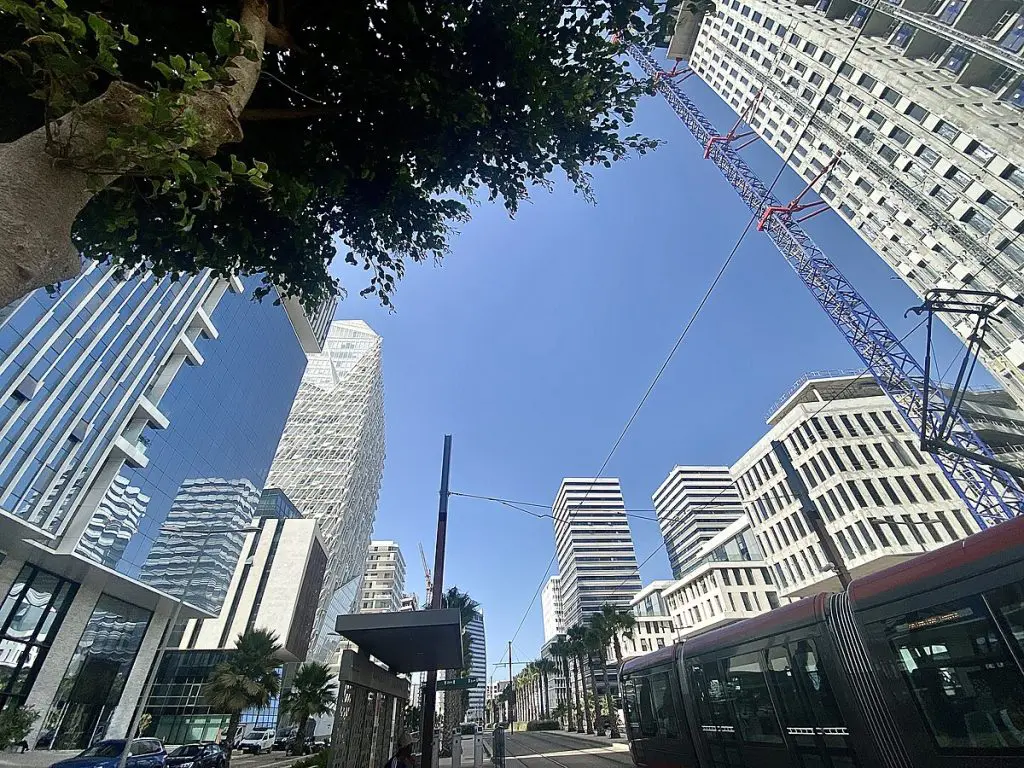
<box><xmin>0</xmin><ymin>749</ymin><xmax>76</xmax><ymax>768</ymax></box>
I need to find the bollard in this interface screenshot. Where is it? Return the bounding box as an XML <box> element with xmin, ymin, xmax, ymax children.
<box><xmin>473</xmin><ymin>732</ymin><xmax>483</xmax><ymax>767</ymax></box>
<box><xmin>451</xmin><ymin>729</ymin><xmax>463</xmax><ymax>766</ymax></box>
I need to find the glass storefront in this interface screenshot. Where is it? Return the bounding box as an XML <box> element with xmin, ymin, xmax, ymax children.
<box><xmin>0</xmin><ymin>564</ymin><xmax>78</xmax><ymax>710</ymax></box>
<box><xmin>40</xmin><ymin>595</ymin><xmax>152</xmax><ymax>749</ymax></box>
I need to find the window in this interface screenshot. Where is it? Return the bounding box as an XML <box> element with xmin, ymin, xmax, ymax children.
<box><xmin>725</xmin><ymin>653</ymin><xmax>783</xmax><ymax>743</ymax></box>
<box><xmin>935</xmin><ymin>121</ymin><xmax>960</xmax><ymax>142</ymax></box>
<box><xmin>855</xmin><ymin>127</ymin><xmax>875</xmax><ymax>145</ymax></box>
<box><xmin>881</xmin><ymin>87</ymin><xmax>900</xmax><ymax>106</ymax></box>
<box><xmin>890</xmin><ymin>127</ymin><xmax>912</xmax><ymax>146</ymax></box>
<box><xmin>906</xmin><ymin>102</ymin><xmax>929</xmax><ymax>122</ymax></box>
<box><xmin>887</xmin><ymin>590</ymin><xmax>1024</xmax><ymax>751</ymax></box>
<box><xmin>767</xmin><ymin>640</ymin><xmax>846</xmax><ymax>729</ymax></box>
<box><xmin>0</xmin><ymin>564</ymin><xmax>78</xmax><ymax>709</ymax></box>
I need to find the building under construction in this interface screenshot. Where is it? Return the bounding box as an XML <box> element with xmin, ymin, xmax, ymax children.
<box><xmin>665</xmin><ymin>0</ymin><xmax>1024</xmax><ymax>407</ymax></box>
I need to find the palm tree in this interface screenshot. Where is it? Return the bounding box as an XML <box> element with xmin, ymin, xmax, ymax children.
<box><xmin>534</xmin><ymin>658</ymin><xmax>557</xmax><ymax>719</ymax></box>
<box><xmin>587</xmin><ymin>613</ymin><xmax>620</xmax><ymax>738</ymax></box>
<box><xmin>596</xmin><ymin>603</ymin><xmax>637</xmax><ymax>738</ymax></box>
<box><xmin>281</xmin><ymin>662</ymin><xmax>336</xmax><ymax>754</ymax></box>
<box><xmin>548</xmin><ymin>637</ymin><xmax>576</xmax><ymax>731</ymax></box>
<box><xmin>566</xmin><ymin>625</ymin><xmax>593</xmax><ymax>734</ymax></box>
<box><xmin>582</xmin><ymin>625</ymin><xmax>606</xmax><ymax>735</ymax></box>
<box><xmin>441</xmin><ymin>587</ymin><xmax>480</xmax><ymax>734</ymax></box>
<box><xmin>205</xmin><ymin>628</ymin><xmax>282</xmax><ymax>750</ymax></box>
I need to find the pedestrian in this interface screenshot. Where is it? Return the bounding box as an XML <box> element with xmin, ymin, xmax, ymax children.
<box><xmin>382</xmin><ymin>733</ymin><xmax>416</xmax><ymax>768</ymax></box>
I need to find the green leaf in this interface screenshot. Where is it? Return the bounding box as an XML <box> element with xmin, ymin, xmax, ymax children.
<box><xmin>230</xmin><ymin>155</ymin><xmax>247</xmax><ymax>175</ymax></box>
<box><xmin>169</xmin><ymin>54</ymin><xmax>186</xmax><ymax>73</ymax></box>
<box><xmin>153</xmin><ymin>61</ymin><xmax>174</xmax><ymax>80</ymax></box>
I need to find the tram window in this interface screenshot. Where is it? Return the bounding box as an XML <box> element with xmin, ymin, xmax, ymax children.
<box><xmin>791</xmin><ymin>640</ymin><xmax>844</xmax><ymax>726</ymax></box>
<box><xmin>725</xmin><ymin>652</ymin><xmax>784</xmax><ymax>744</ymax></box>
<box><xmin>887</xmin><ymin>595</ymin><xmax>1024</xmax><ymax>751</ymax></box>
<box><xmin>986</xmin><ymin>582</ymin><xmax>1024</xmax><ymax>656</ymax></box>
<box><xmin>689</xmin><ymin>662</ymin><xmax>735</xmax><ymax>732</ymax></box>
<box><xmin>623</xmin><ymin>679</ymin><xmax>642</xmax><ymax>731</ymax></box>
<box><xmin>637</xmin><ymin>674</ymin><xmax>658</xmax><ymax>738</ymax></box>
<box><xmin>651</xmin><ymin>670</ymin><xmax>682</xmax><ymax>739</ymax></box>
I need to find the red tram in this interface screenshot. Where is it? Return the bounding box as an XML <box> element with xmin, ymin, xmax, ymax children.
<box><xmin>620</xmin><ymin>513</ymin><xmax>1024</xmax><ymax>768</ymax></box>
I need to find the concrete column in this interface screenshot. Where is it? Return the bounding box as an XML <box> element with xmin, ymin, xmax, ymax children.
<box><xmin>105</xmin><ymin>601</ymin><xmax>173</xmax><ymax>738</ymax></box>
<box><xmin>24</xmin><ymin>576</ymin><xmax>103</xmax><ymax>746</ymax></box>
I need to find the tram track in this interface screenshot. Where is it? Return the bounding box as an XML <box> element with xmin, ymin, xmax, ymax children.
<box><xmin>504</xmin><ymin>730</ymin><xmax>633</xmax><ymax>767</ymax></box>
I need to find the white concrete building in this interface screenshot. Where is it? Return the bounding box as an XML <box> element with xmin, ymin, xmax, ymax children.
<box><xmin>551</xmin><ymin>478</ymin><xmax>642</xmax><ymax>628</ymax></box>
<box><xmin>466</xmin><ymin>612</ymin><xmax>487</xmax><ymax>721</ymax></box>
<box><xmin>399</xmin><ymin>592</ymin><xmax>419</xmax><ymax>612</ymax></box>
<box><xmin>541</xmin><ymin>575</ymin><xmax>564</xmax><ymax>643</ymax></box>
<box><xmin>266</xmin><ymin>320</ymin><xmax>386</xmax><ymax>661</ymax></box>
<box><xmin>662</xmin><ymin>517</ymin><xmax>783</xmax><ymax>637</ymax></box>
<box><xmin>653</xmin><ymin>466</ymin><xmax>746</xmax><ymax>578</ymax></box>
<box><xmin>731</xmin><ymin>373</ymin><xmax>1024</xmax><ymax>598</ymax></box>
<box><xmin>619</xmin><ymin>581</ymin><xmax>677</xmax><ymax>659</ymax></box>
<box><xmin>357</xmin><ymin>541</ymin><xmax>406</xmax><ymax>614</ymax></box>
<box><xmin>172</xmin><ymin>514</ymin><xmax>327</xmax><ymax>661</ymax></box>
<box><xmin>669</xmin><ymin>0</ymin><xmax>1024</xmax><ymax>409</ymax></box>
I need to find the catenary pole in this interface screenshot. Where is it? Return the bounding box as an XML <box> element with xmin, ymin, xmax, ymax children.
<box><xmin>420</xmin><ymin>435</ymin><xmax>453</xmax><ymax>768</ymax></box>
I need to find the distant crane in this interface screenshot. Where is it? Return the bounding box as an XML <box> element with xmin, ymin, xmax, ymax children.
<box><xmin>419</xmin><ymin>542</ymin><xmax>433</xmax><ymax>600</ymax></box>
<box><xmin>627</xmin><ymin>43</ymin><xmax>1024</xmax><ymax>528</ymax></box>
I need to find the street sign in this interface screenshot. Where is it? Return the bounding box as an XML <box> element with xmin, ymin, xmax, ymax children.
<box><xmin>436</xmin><ymin>677</ymin><xmax>479</xmax><ymax>691</ymax></box>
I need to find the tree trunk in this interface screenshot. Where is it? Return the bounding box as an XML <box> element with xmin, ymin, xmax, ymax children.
<box><xmin>587</xmin><ymin>657</ymin><xmax>601</xmax><ymax>735</ymax></box>
<box><xmin>578</xmin><ymin>655</ymin><xmax>594</xmax><ymax>735</ymax></box>
<box><xmin>289</xmin><ymin>712</ymin><xmax>308</xmax><ymax>755</ymax></box>
<box><xmin>600</xmin><ymin>650</ymin><xmax>617</xmax><ymax>739</ymax></box>
<box><xmin>224</xmin><ymin>711</ymin><xmax>240</xmax><ymax>767</ymax></box>
<box><xmin>0</xmin><ymin>0</ymin><xmax>268</xmax><ymax>310</ymax></box>
<box><xmin>562</xmin><ymin>657</ymin><xmax>575</xmax><ymax>731</ymax></box>
<box><xmin>610</xmin><ymin>642</ymin><xmax>623</xmax><ymax>739</ymax></box>
<box><xmin>543</xmin><ymin>672</ymin><xmax>549</xmax><ymax>719</ymax></box>
<box><xmin>570</xmin><ymin>657</ymin><xmax>583</xmax><ymax>733</ymax></box>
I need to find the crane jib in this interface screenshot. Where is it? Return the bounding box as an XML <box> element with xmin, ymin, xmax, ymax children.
<box><xmin>626</xmin><ymin>44</ymin><xmax>1024</xmax><ymax>527</ymax></box>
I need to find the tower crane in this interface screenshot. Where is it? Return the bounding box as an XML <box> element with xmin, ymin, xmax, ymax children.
<box><xmin>419</xmin><ymin>542</ymin><xmax>433</xmax><ymax>600</ymax></box>
<box><xmin>627</xmin><ymin>43</ymin><xmax>1024</xmax><ymax>528</ymax></box>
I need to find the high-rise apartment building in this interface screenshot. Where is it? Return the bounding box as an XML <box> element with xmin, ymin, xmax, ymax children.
<box><xmin>540</xmin><ymin>575</ymin><xmax>564</xmax><ymax>643</ymax></box>
<box><xmin>653</xmin><ymin>466</ymin><xmax>746</xmax><ymax>578</ymax></box>
<box><xmin>466</xmin><ymin>612</ymin><xmax>487</xmax><ymax>722</ymax></box>
<box><xmin>0</xmin><ymin>264</ymin><xmax>327</xmax><ymax>749</ymax></box>
<box><xmin>357</xmin><ymin>541</ymin><xmax>406</xmax><ymax>614</ymax></box>
<box><xmin>620</xmin><ymin>581</ymin><xmax>677</xmax><ymax>658</ymax></box>
<box><xmin>732</xmin><ymin>373</ymin><xmax>1024</xmax><ymax>598</ymax></box>
<box><xmin>669</xmin><ymin>1</ymin><xmax>1024</xmax><ymax>407</ymax></box>
<box><xmin>551</xmin><ymin>478</ymin><xmax>642</xmax><ymax>628</ymax></box>
<box><xmin>266</xmin><ymin>320</ymin><xmax>385</xmax><ymax>661</ymax></box>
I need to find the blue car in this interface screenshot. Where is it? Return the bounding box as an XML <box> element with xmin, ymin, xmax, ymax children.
<box><xmin>50</xmin><ymin>738</ymin><xmax>167</xmax><ymax>768</ymax></box>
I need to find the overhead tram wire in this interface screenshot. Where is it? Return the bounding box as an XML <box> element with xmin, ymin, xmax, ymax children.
<box><xmin>601</xmin><ymin>315</ymin><xmax>930</xmax><ymax>596</ymax></box>
<box><xmin>493</xmin><ymin>6</ymin><xmax>883</xmax><ymax>648</ymax></box>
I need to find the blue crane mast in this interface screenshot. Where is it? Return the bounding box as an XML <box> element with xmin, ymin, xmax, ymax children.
<box><xmin>627</xmin><ymin>43</ymin><xmax>1024</xmax><ymax>528</ymax></box>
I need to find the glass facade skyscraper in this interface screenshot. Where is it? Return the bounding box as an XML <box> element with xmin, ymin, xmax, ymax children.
<box><xmin>0</xmin><ymin>263</ymin><xmax>326</xmax><ymax>747</ymax></box>
<box><xmin>266</xmin><ymin>320</ymin><xmax>385</xmax><ymax>661</ymax></box>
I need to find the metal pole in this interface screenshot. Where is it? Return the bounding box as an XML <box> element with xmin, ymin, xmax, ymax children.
<box><xmin>420</xmin><ymin>435</ymin><xmax>453</xmax><ymax>768</ymax></box>
<box><xmin>116</xmin><ymin>526</ymin><xmax>258</xmax><ymax>768</ymax></box>
<box><xmin>508</xmin><ymin>641</ymin><xmax>514</xmax><ymax>731</ymax></box>
<box><xmin>770</xmin><ymin>440</ymin><xmax>852</xmax><ymax>588</ymax></box>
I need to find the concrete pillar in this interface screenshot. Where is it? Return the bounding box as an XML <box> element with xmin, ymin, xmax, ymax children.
<box><xmin>105</xmin><ymin>602</ymin><xmax>173</xmax><ymax>738</ymax></box>
<box><xmin>24</xmin><ymin>576</ymin><xmax>103</xmax><ymax>746</ymax></box>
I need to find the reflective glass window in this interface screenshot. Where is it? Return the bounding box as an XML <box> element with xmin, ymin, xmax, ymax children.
<box><xmin>887</xmin><ymin>594</ymin><xmax>1024</xmax><ymax>751</ymax></box>
<box><xmin>724</xmin><ymin>652</ymin><xmax>783</xmax><ymax>743</ymax></box>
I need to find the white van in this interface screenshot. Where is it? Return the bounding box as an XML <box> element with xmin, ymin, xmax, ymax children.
<box><xmin>238</xmin><ymin>728</ymin><xmax>275</xmax><ymax>754</ymax></box>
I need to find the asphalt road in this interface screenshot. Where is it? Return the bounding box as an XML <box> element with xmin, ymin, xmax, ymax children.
<box><xmin>504</xmin><ymin>731</ymin><xmax>634</xmax><ymax>768</ymax></box>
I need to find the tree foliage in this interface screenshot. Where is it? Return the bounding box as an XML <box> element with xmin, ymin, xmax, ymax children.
<box><xmin>0</xmin><ymin>705</ymin><xmax>38</xmax><ymax>750</ymax></box>
<box><xmin>0</xmin><ymin>0</ymin><xmax>668</xmax><ymax>308</ymax></box>
<box><xmin>281</xmin><ymin>662</ymin><xmax>336</xmax><ymax>754</ymax></box>
<box><xmin>204</xmin><ymin>628</ymin><xmax>282</xmax><ymax>743</ymax></box>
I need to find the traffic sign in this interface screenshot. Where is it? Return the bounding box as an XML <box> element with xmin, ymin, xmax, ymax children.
<box><xmin>436</xmin><ymin>677</ymin><xmax>479</xmax><ymax>690</ymax></box>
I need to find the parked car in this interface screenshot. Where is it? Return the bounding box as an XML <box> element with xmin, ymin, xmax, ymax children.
<box><xmin>236</xmin><ymin>728</ymin><xmax>274</xmax><ymax>755</ymax></box>
<box><xmin>272</xmin><ymin>729</ymin><xmax>296</xmax><ymax>751</ymax></box>
<box><xmin>49</xmin><ymin>739</ymin><xmax>166</xmax><ymax>768</ymax></box>
<box><xmin>165</xmin><ymin>743</ymin><xmax>225</xmax><ymax>768</ymax></box>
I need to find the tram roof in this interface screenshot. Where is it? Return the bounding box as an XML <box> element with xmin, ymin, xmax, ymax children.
<box><xmin>850</xmin><ymin>511</ymin><xmax>1024</xmax><ymax>611</ymax></box>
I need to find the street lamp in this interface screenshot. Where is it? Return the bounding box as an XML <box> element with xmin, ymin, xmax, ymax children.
<box><xmin>116</xmin><ymin>525</ymin><xmax>260</xmax><ymax>768</ymax></box>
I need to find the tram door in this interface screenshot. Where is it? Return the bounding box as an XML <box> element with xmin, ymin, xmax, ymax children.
<box><xmin>688</xmin><ymin>662</ymin><xmax>744</xmax><ymax>767</ymax></box>
<box><xmin>766</xmin><ymin>641</ymin><xmax>860</xmax><ymax>768</ymax></box>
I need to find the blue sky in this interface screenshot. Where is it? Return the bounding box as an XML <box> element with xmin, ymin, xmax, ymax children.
<box><xmin>329</xmin><ymin>71</ymin><xmax>975</xmax><ymax>683</ymax></box>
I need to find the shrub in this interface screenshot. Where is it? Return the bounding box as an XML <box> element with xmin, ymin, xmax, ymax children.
<box><xmin>0</xmin><ymin>705</ymin><xmax>39</xmax><ymax>750</ymax></box>
<box><xmin>525</xmin><ymin>720</ymin><xmax>560</xmax><ymax>732</ymax></box>
<box><xmin>287</xmin><ymin>748</ymin><xmax>331</xmax><ymax>768</ymax></box>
